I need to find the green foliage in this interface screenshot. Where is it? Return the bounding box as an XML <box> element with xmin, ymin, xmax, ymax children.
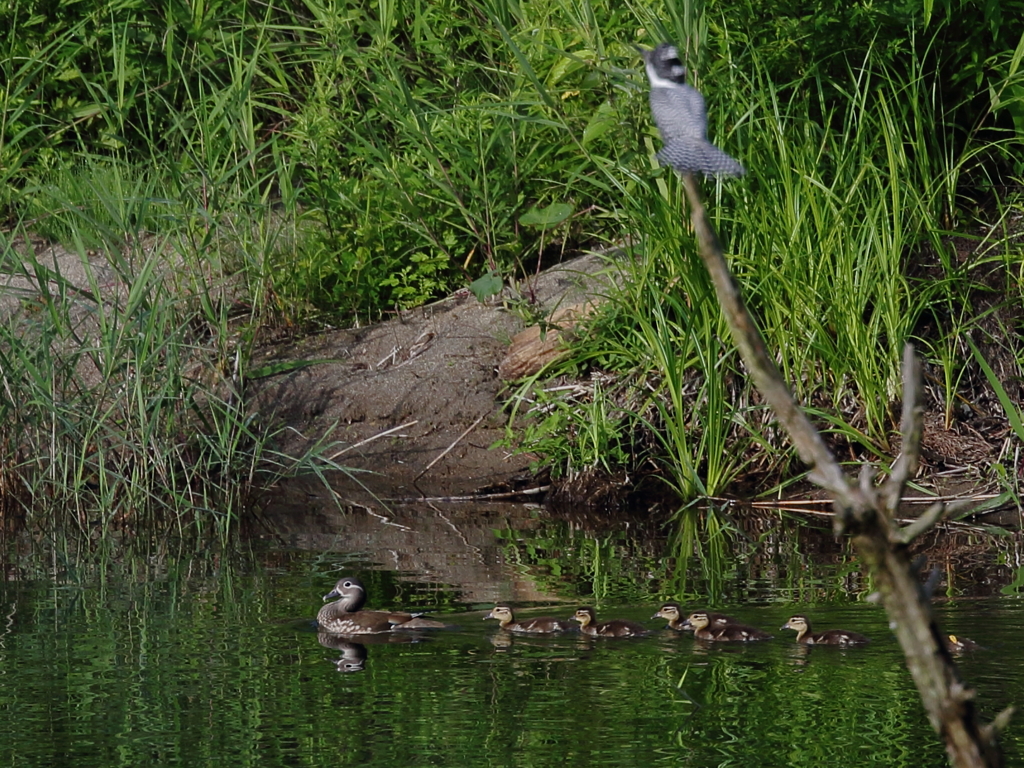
<box><xmin>2</xmin><ymin>0</ymin><xmax>1023</xmax><ymax>515</ymax></box>
<box><xmin>282</xmin><ymin>0</ymin><xmax>639</xmax><ymax>320</ymax></box>
<box><xmin>510</xmin><ymin>27</ymin><xmax>1024</xmax><ymax>499</ymax></box>
<box><xmin>512</xmin><ymin>376</ymin><xmax>633</xmax><ymax>480</ymax></box>
<box><xmin>0</xmin><ymin>225</ymin><xmax>348</xmax><ymax>537</ymax></box>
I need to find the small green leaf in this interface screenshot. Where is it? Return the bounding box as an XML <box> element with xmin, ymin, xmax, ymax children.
<box><xmin>583</xmin><ymin>100</ymin><xmax>617</xmax><ymax>146</ymax></box>
<box><xmin>967</xmin><ymin>338</ymin><xmax>1024</xmax><ymax>441</ymax></box>
<box><xmin>1001</xmin><ymin>565</ymin><xmax>1024</xmax><ymax>594</ymax></box>
<box><xmin>468</xmin><ymin>270</ymin><xmax>503</xmax><ymax>301</ymax></box>
<box><xmin>518</xmin><ymin>202</ymin><xmax>574</xmax><ymax>230</ymax></box>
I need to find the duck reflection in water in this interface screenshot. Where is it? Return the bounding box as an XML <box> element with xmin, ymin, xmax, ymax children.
<box><xmin>317</xmin><ymin>630</ymin><xmax>424</xmax><ymax>672</ymax></box>
<box><xmin>318</xmin><ymin>633</ymin><xmax>368</xmax><ymax>672</ymax></box>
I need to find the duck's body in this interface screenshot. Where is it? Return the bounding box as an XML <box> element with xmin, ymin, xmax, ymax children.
<box><xmin>780</xmin><ymin>615</ymin><xmax>869</xmax><ymax>646</ymax></box>
<box><xmin>946</xmin><ymin>634</ymin><xmax>981</xmax><ymax>653</ymax></box>
<box><xmin>317</xmin><ymin>577</ymin><xmax>446</xmax><ymax>635</ymax></box>
<box><xmin>485</xmin><ymin>605</ymin><xmax>573</xmax><ymax>634</ymax></box>
<box><xmin>652</xmin><ymin>603</ymin><xmax>739</xmax><ymax>631</ymax></box>
<box><xmin>571</xmin><ymin>606</ymin><xmax>649</xmax><ymax>638</ymax></box>
<box><xmin>683</xmin><ymin>611</ymin><xmax>773</xmax><ymax>642</ymax></box>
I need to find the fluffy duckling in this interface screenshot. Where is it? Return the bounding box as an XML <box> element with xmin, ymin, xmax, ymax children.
<box><xmin>571</xmin><ymin>606</ymin><xmax>649</xmax><ymax>638</ymax></box>
<box><xmin>651</xmin><ymin>602</ymin><xmax>739</xmax><ymax>631</ymax></box>
<box><xmin>683</xmin><ymin>611</ymin><xmax>773</xmax><ymax>642</ymax></box>
<box><xmin>317</xmin><ymin>576</ymin><xmax>446</xmax><ymax>634</ymax></box>
<box><xmin>780</xmin><ymin>615</ymin><xmax>869</xmax><ymax>646</ymax></box>
<box><xmin>484</xmin><ymin>605</ymin><xmax>573</xmax><ymax>634</ymax></box>
<box><xmin>946</xmin><ymin>634</ymin><xmax>981</xmax><ymax>653</ymax></box>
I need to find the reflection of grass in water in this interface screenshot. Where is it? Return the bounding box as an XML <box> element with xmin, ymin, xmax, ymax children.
<box><xmin>670</xmin><ymin>504</ymin><xmax>733</xmax><ymax>605</ymax></box>
<box><xmin>3</xmin><ymin>554</ymin><xmax>962</xmax><ymax>768</ymax></box>
<box><xmin>497</xmin><ymin>508</ymin><xmax>1014</xmax><ymax>606</ymax></box>
<box><xmin>495</xmin><ymin>523</ymin><xmax>666</xmax><ymax>605</ymax></box>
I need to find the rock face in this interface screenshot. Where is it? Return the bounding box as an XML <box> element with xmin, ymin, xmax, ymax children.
<box><xmin>249</xmin><ymin>252</ymin><xmax>617</xmax><ymax>500</ymax></box>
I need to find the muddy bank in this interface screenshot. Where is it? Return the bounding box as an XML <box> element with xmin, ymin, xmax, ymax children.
<box><xmin>4</xmin><ymin>233</ymin><xmax>1017</xmax><ymax>515</ymax></box>
<box><xmin>249</xmin><ymin>240</ymin><xmax>1022</xmax><ymax>511</ymax></box>
<box><xmin>249</xmin><ymin>251</ymin><xmax>618</xmax><ymax>501</ymax></box>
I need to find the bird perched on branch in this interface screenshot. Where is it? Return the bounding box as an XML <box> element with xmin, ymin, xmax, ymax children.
<box><xmin>639</xmin><ymin>43</ymin><xmax>744</xmax><ymax>178</ymax></box>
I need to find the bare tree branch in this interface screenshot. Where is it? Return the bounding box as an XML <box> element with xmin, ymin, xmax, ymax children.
<box><xmin>680</xmin><ymin>173</ymin><xmax>1009</xmax><ymax>768</ymax></box>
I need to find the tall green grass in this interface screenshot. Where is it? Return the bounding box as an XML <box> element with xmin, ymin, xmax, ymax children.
<box><xmin>0</xmin><ymin>204</ymin><xmax>346</xmax><ymax>539</ymax></box>
<box><xmin>0</xmin><ymin>5</ymin><xmax>343</xmax><ymax>536</ymax></box>
<box><xmin>1</xmin><ymin>0</ymin><xmax>1022</xmax><ymax>532</ymax></box>
<box><xmin>509</xmin><ymin>29</ymin><xmax>1023</xmax><ymax>502</ymax></box>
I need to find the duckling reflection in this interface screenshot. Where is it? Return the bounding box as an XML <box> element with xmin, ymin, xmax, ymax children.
<box><xmin>317</xmin><ymin>576</ymin><xmax>447</xmax><ymax>634</ymax></box>
<box><xmin>785</xmin><ymin>641</ymin><xmax>813</xmax><ymax>666</ymax></box>
<box><xmin>488</xmin><ymin>630</ymin><xmax>514</xmax><ymax>650</ymax></box>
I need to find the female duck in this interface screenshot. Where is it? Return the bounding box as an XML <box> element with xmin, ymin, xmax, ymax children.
<box><xmin>317</xmin><ymin>576</ymin><xmax>446</xmax><ymax>634</ymax></box>
<box><xmin>571</xmin><ymin>607</ymin><xmax>649</xmax><ymax>638</ymax></box>
<box><xmin>683</xmin><ymin>611</ymin><xmax>773</xmax><ymax>642</ymax></box>
<box><xmin>652</xmin><ymin>602</ymin><xmax>738</xmax><ymax>632</ymax></box>
<box><xmin>485</xmin><ymin>605</ymin><xmax>573</xmax><ymax>634</ymax></box>
<box><xmin>780</xmin><ymin>615</ymin><xmax>869</xmax><ymax>646</ymax></box>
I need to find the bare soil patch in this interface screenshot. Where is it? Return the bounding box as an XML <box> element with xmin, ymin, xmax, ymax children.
<box><xmin>248</xmin><ymin>252</ymin><xmax>617</xmax><ymax>500</ymax></box>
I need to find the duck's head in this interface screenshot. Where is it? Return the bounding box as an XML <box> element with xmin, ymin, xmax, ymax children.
<box><xmin>683</xmin><ymin>611</ymin><xmax>710</xmax><ymax>630</ymax></box>
<box><xmin>485</xmin><ymin>605</ymin><xmax>514</xmax><ymax>623</ymax></box>
<box><xmin>323</xmin><ymin>577</ymin><xmax>367</xmax><ymax>611</ymax></box>
<box><xmin>652</xmin><ymin>602</ymin><xmax>682</xmax><ymax>621</ymax></box>
<box><xmin>572</xmin><ymin>607</ymin><xmax>597</xmax><ymax>627</ymax></box>
<box><xmin>781</xmin><ymin>615</ymin><xmax>809</xmax><ymax>633</ymax></box>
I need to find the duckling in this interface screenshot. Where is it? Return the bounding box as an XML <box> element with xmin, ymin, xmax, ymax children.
<box><xmin>946</xmin><ymin>634</ymin><xmax>981</xmax><ymax>653</ymax></box>
<box><xmin>682</xmin><ymin>611</ymin><xmax>773</xmax><ymax>642</ymax></box>
<box><xmin>571</xmin><ymin>606</ymin><xmax>649</xmax><ymax>638</ymax></box>
<box><xmin>780</xmin><ymin>615</ymin><xmax>869</xmax><ymax>646</ymax></box>
<box><xmin>317</xmin><ymin>577</ymin><xmax>446</xmax><ymax>634</ymax></box>
<box><xmin>651</xmin><ymin>602</ymin><xmax>739</xmax><ymax>631</ymax></box>
<box><xmin>484</xmin><ymin>605</ymin><xmax>573</xmax><ymax>634</ymax></box>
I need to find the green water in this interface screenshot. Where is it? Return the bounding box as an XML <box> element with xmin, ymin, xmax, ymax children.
<box><xmin>1</xmin><ymin>506</ymin><xmax>1021</xmax><ymax>768</ymax></box>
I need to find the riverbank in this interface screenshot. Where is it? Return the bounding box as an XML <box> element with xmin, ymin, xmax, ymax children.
<box><xmin>2</xmin><ymin>233</ymin><xmax>1020</xmax><ymax>521</ymax></box>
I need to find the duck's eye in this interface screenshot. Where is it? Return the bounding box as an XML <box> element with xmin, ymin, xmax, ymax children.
<box><xmin>343</xmin><ymin>581</ymin><xmax>354</xmax><ymax>588</ymax></box>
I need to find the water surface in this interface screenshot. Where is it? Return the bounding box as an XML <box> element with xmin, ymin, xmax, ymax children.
<box><xmin>1</xmin><ymin>501</ymin><xmax>1021</xmax><ymax>767</ymax></box>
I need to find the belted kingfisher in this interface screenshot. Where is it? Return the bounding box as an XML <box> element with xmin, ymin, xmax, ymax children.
<box><xmin>640</xmin><ymin>43</ymin><xmax>744</xmax><ymax>177</ymax></box>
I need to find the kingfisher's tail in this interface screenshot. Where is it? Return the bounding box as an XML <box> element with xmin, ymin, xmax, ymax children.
<box><xmin>657</xmin><ymin>139</ymin><xmax>745</xmax><ymax>177</ymax></box>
